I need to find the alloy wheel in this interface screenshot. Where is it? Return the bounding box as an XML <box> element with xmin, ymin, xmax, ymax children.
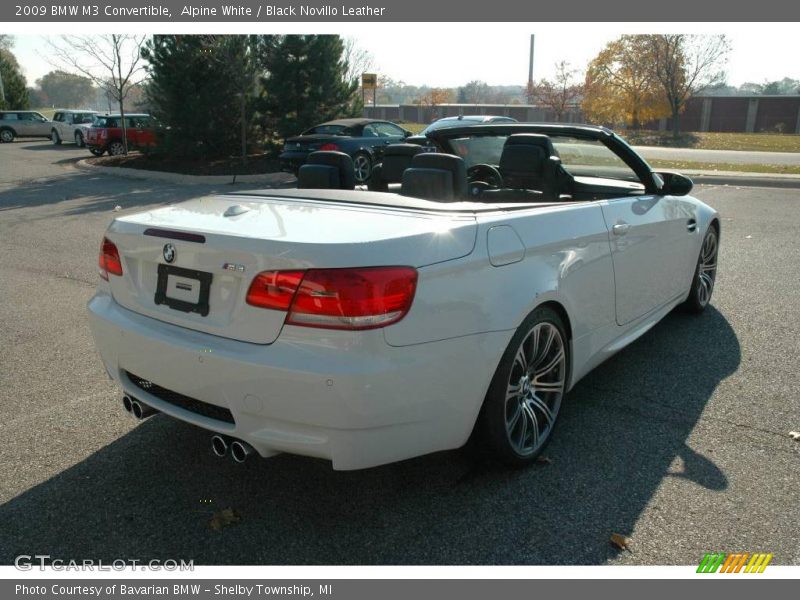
<box><xmin>353</xmin><ymin>154</ymin><xmax>371</xmax><ymax>183</ymax></box>
<box><xmin>697</xmin><ymin>228</ymin><xmax>718</xmax><ymax>307</ymax></box>
<box><xmin>504</xmin><ymin>321</ymin><xmax>566</xmax><ymax>457</ymax></box>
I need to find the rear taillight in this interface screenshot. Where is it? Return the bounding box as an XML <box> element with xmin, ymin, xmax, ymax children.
<box><xmin>246</xmin><ymin>270</ymin><xmax>305</xmax><ymax>311</ymax></box>
<box><xmin>319</xmin><ymin>143</ymin><xmax>340</xmax><ymax>151</ymax></box>
<box><xmin>98</xmin><ymin>237</ymin><xmax>123</xmax><ymax>280</ymax></box>
<box><xmin>245</xmin><ymin>267</ymin><xmax>418</xmax><ymax>330</ymax></box>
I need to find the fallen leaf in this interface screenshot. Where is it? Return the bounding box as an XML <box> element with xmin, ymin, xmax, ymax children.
<box><xmin>209</xmin><ymin>507</ymin><xmax>241</xmax><ymax>531</ymax></box>
<box><xmin>789</xmin><ymin>431</ymin><xmax>800</xmax><ymax>441</ymax></box>
<box><xmin>536</xmin><ymin>456</ymin><xmax>553</xmax><ymax>465</ymax></box>
<box><xmin>610</xmin><ymin>533</ymin><xmax>631</xmax><ymax>550</ymax></box>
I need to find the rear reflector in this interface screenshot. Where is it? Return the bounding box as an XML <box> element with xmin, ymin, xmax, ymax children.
<box><xmin>246</xmin><ymin>267</ymin><xmax>418</xmax><ymax>330</ymax></box>
<box><xmin>98</xmin><ymin>237</ymin><xmax>123</xmax><ymax>280</ymax></box>
<box><xmin>319</xmin><ymin>143</ymin><xmax>340</xmax><ymax>151</ymax></box>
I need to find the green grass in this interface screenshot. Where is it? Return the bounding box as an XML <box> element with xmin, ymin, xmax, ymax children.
<box><xmin>649</xmin><ymin>159</ymin><xmax>800</xmax><ymax>175</ymax></box>
<box><xmin>623</xmin><ymin>130</ymin><xmax>800</xmax><ymax>153</ymax></box>
<box><xmin>400</xmin><ymin>122</ymin><xmax>427</xmax><ymax>134</ymax></box>
<box><xmin>403</xmin><ymin>125</ymin><xmax>800</xmax><ymax>152</ymax></box>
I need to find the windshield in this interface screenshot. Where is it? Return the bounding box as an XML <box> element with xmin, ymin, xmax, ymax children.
<box><xmin>420</xmin><ymin>118</ymin><xmax>487</xmax><ymax>135</ymax></box>
<box><xmin>446</xmin><ymin>134</ymin><xmax>642</xmax><ymax>183</ymax></box>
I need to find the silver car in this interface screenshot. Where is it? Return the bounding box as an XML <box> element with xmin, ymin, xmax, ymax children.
<box><xmin>50</xmin><ymin>109</ymin><xmax>98</xmax><ymax>147</ymax></box>
<box><xmin>0</xmin><ymin>111</ymin><xmax>52</xmax><ymax>142</ymax></box>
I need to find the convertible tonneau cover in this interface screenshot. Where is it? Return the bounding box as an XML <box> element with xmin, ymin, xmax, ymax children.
<box><xmin>230</xmin><ymin>188</ymin><xmax>565</xmax><ymax>214</ymax></box>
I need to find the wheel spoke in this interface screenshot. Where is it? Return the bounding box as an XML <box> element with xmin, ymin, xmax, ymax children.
<box><xmin>535</xmin><ymin>346</ymin><xmax>564</xmax><ymax>379</ymax></box>
<box><xmin>532</xmin><ymin>325</ymin><xmax>556</xmax><ymax>370</ymax></box>
<box><xmin>507</xmin><ymin>402</ymin><xmax>522</xmax><ymax>434</ymax></box>
<box><xmin>513</xmin><ymin>345</ymin><xmax>528</xmax><ymax>375</ymax></box>
<box><xmin>521</xmin><ymin>401</ymin><xmax>538</xmax><ymax>449</ymax></box>
<box><xmin>532</xmin><ymin>379</ymin><xmax>564</xmax><ymax>395</ymax></box>
<box><xmin>528</xmin><ymin>393</ymin><xmax>555</xmax><ymax>429</ymax></box>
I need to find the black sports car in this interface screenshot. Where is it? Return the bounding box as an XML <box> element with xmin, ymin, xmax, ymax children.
<box><xmin>279</xmin><ymin>118</ymin><xmax>413</xmax><ymax>183</ymax></box>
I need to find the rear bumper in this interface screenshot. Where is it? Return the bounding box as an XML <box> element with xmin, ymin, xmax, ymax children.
<box><xmin>87</xmin><ymin>292</ymin><xmax>508</xmax><ymax>470</ymax></box>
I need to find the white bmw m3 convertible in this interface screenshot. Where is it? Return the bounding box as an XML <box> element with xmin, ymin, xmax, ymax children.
<box><xmin>88</xmin><ymin>124</ymin><xmax>719</xmax><ymax>469</ymax></box>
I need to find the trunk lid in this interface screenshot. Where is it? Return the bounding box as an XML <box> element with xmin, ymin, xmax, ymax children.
<box><xmin>105</xmin><ymin>193</ymin><xmax>477</xmax><ymax>344</ymax></box>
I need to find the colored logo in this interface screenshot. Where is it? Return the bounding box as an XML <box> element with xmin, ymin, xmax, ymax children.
<box><xmin>697</xmin><ymin>552</ymin><xmax>773</xmax><ymax>573</ymax></box>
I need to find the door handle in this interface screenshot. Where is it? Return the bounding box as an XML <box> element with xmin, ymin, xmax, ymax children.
<box><xmin>687</xmin><ymin>219</ymin><xmax>697</xmax><ymax>232</ymax></box>
<box><xmin>612</xmin><ymin>222</ymin><xmax>630</xmax><ymax>236</ymax></box>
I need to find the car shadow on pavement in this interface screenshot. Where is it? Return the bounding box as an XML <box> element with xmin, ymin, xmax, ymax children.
<box><xmin>0</xmin><ymin>307</ymin><xmax>739</xmax><ymax>566</ymax></box>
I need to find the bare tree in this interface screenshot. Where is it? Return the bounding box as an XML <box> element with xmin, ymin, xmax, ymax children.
<box><xmin>527</xmin><ymin>61</ymin><xmax>584</xmax><ymax>121</ymax></box>
<box><xmin>342</xmin><ymin>36</ymin><xmax>374</xmax><ymax>84</ymax></box>
<box><xmin>646</xmin><ymin>34</ymin><xmax>730</xmax><ymax>137</ymax></box>
<box><xmin>47</xmin><ymin>35</ymin><xmax>147</xmax><ymax>153</ymax></box>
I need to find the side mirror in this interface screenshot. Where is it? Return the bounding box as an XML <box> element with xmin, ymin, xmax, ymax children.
<box><xmin>655</xmin><ymin>171</ymin><xmax>693</xmax><ymax>196</ymax></box>
<box><xmin>403</xmin><ymin>129</ymin><xmax>413</xmax><ymax>138</ymax></box>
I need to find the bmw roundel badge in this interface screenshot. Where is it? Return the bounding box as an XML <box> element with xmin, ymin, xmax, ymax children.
<box><xmin>163</xmin><ymin>243</ymin><xmax>176</xmax><ymax>263</ymax></box>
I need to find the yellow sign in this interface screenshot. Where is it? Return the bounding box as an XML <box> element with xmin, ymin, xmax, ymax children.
<box><xmin>362</xmin><ymin>73</ymin><xmax>377</xmax><ymax>90</ymax></box>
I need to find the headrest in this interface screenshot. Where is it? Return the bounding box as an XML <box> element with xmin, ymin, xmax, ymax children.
<box><xmin>400</xmin><ymin>168</ymin><xmax>455</xmax><ymax>201</ymax></box>
<box><xmin>504</xmin><ymin>133</ymin><xmax>557</xmax><ymax>156</ymax></box>
<box><xmin>384</xmin><ymin>143</ymin><xmax>424</xmax><ymax>158</ymax></box>
<box><xmin>299</xmin><ymin>151</ymin><xmax>355</xmax><ymax>190</ymax></box>
<box><xmin>297</xmin><ymin>164</ymin><xmax>341</xmax><ymax>189</ymax></box>
<box><xmin>500</xmin><ymin>144</ymin><xmax>547</xmax><ymax>174</ymax></box>
<box><xmin>410</xmin><ymin>153</ymin><xmax>467</xmax><ymax>198</ymax></box>
<box><xmin>379</xmin><ymin>144</ymin><xmax>424</xmax><ymax>184</ymax></box>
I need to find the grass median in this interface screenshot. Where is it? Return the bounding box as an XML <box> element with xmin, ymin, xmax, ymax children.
<box><xmin>648</xmin><ymin>159</ymin><xmax>800</xmax><ymax>175</ymax></box>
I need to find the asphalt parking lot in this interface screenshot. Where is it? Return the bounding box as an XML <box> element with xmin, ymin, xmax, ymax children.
<box><xmin>0</xmin><ymin>139</ymin><xmax>798</xmax><ymax>566</ymax></box>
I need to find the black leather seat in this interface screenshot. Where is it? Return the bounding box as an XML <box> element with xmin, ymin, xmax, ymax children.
<box><xmin>400</xmin><ymin>153</ymin><xmax>468</xmax><ymax>202</ymax></box>
<box><xmin>495</xmin><ymin>133</ymin><xmax>561</xmax><ymax>200</ymax></box>
<box><xmin>368</xmin><ymin>144</ymin><xmax>423</xmax><ymax>191</ymax></box>
<box><xmin>297</xmin><ymin>151</ymin><xmax>356</xmax><ymax>190</ymax></box>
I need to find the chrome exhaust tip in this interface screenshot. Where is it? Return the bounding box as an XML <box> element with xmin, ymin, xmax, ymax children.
<box><xmin>122</xmin><ymin>395</ymin><xmax>133</xmax><ymax>413</ymax></box>
<box><xmin>230</xmin><ymin>440</ymin><xmax>254</xmax><ymax>464</ymax></box>
<box><xmin>211</xmin><ymin>435</ymin><xmax>229</xmax><ymax>458</ymax></box>
<box><xmin>131</xmin><ymin>400</ymin><xmax>157</xmax><ymax>420</ymax></box>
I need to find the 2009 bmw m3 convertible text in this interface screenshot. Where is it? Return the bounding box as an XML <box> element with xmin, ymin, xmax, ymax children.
<box><xmin>88</xmin><ymin>124</ymin><xmax>719</xmax><ymax>469</ymax></box>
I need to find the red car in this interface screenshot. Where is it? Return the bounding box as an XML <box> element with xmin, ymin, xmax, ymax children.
<box><xmin>86</xmin><ymin>114</ymin><xmax>157</xmax><ymax>156</ymax></box>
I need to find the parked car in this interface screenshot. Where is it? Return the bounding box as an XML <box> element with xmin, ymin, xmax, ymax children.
<box><xmin>86</xmin><ymin>113</ymin><xmax>157</xmax><ymax>156</ymax></box>
<box><xmin>87</xmin><ymin>123</ymin><xmax>719</xmax><ymax>470</ymax></box>
<box><xmin>279</xmin><ymin>118</ymin><xmax>413</xmax><ymax>184</ymax></box>
<box><xmin>406</xmin><ymin>114</ymin><xmax>518</xmax><ymax>150</ymax></box>
<box><xmin>0</xmin><ymin>110</ymin><xmax>52</xmax><ymax>142</ymax></box>
<box><xmin>50</xmin><ymin>109</ymin><xmax>98</xmax><ymax>147</ymax></box>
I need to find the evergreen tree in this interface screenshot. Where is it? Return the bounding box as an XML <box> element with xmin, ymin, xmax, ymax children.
<box><xmin>259</xmin><ymin>35</ymin><xmax>360</xmax><ymax>143</ymax></box>
<box><xmin>142</xmin><ymin>35</ymin><xmax>259</xmax><ymax>159</ymax></box>
<box><xmin>0</xmin><ymin>48</ymin><xmax>30</xmax><ymax>110</ymax></box>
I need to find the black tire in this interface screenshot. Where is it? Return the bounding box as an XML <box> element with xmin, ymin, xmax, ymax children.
<box><xmin>353</xmin><ymin>151</ymin><xmax>372</xmax><ymax>184</ymax></box>
<box><xmin>89</xmin><ymin>147</ymin><xmax>104</xmax><ymax>156</ymax></box>
<box><xmin>51</xmin><ymin>129</ymin><xmax>62</xmax><ymax>145</ymax></box>
<box><xmin>475</xmin><ymin>305</ymin><xmax>569</xmax><ymax>466</ymax></box>
<box><xmin>682</xmin><ymin>224</ymin><xmax>719</xmax><ymax>314</ymax></box>
<box><xmin>0</xmin><ymin>128</ymin><xmax>15</xmax><ymax>143</ymax></box>
<box><xmin>74</xmin><ymin>131</ymin><xmax>85</xmax><ymax>147</ymax></box>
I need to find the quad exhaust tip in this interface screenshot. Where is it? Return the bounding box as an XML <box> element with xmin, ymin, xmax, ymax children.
<box><xmin>211</xmin><ymin>435</ymin><xmax>229</xmax><ymax>458</ymax></box>
<box><xmin>230</xmin><ymin>440</ymin><xmax>254</xmax><ymax>464</ymax></box>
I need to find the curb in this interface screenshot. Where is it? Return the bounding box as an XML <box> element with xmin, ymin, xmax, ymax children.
<box><xmin>76</xmin><ymin>159</ymin><xmax>297</xmax><ymax>187</ymax></box>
